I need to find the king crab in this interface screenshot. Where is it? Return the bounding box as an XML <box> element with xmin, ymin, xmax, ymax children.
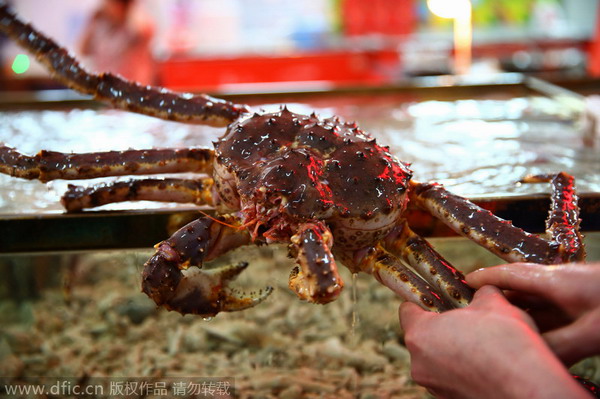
<box><xmin>0</xmin><ymin>4</ymin><xmax>586</xmax><ymax>316</ymax></box>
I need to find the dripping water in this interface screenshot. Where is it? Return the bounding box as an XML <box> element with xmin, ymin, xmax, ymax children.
<box><xmin>349</xmin><ymin>272</ymin><xmax>360</xmax><ymax>346</ymax></box>
<box><xmin>349</xmin><ymin>272</ymin><xmax>360</xmax><ymax>397</ymax></box>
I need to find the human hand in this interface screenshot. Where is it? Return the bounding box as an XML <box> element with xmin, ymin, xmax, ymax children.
<box><xmin>399</xmin><ymin>286</ymin><xmax>591</xmax><ymax>399</ymax></box>
<box><xmin>467</xmin><ymin>262</ymin><xmax>600</xmax><ymax>366</ymax></box>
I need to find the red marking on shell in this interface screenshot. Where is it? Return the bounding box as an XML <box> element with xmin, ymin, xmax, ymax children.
<box><xmin>305</xmin><ymin>156</ymin><xmax>334</xmax><ymax>209</ymax></box>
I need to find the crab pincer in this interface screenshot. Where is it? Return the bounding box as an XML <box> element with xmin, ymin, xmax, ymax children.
<box><xmin>142</xmin><ymin>216</ymin><xmax>273</xmax><ymax>317</ymax></box>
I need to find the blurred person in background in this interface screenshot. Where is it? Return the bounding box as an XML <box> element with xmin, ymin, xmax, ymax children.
<box><xmin>79</xmin><ymin>0</ymin><xmax>156</xmax><ymax>85</ymax></box>
<box><xmin>0</xmin><ymin>0</ymin><xmax>12</xmax><ymax>88</ymax></box>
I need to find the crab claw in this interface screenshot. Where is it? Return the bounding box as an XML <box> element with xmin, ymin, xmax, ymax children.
<box><xmin>143</xmin><ymin>249</ymin><xmax>272</xmax><ymax>317</ymax></box>
<box><xmin>142</xmin><ymin>216</ymin><xmax>272</xmax><ymax>317</ymax></box>
<box><xmin>168</xmin><ymin>262</ymin><xmax>273</xmax><ymax>316</ymax></box>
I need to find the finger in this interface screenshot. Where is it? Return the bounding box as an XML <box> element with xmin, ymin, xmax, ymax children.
<box><xmin>471</xmin><ymin>285</ymin><xmax>539</xmax><ymax>330</ymax></box>
<box><xmin>467</xmin><ymin>263</ymin><xmax>598</xmax><ymax>315</ymax></box>
<box><xmin>399</xmin><ymin>301</ymin><xmax>430</xmax><ymax>330</ymax></box>
<box><xmin>467</xmin><ymin>263</ymin><xmax>567</xmax><ymax>305</ymax></box>
<box><xmin>468</xmin><ymin>285</ymin><xmax>508</xmax><ymax>310</ymax></box>
<box><xmin>466</xmin><ymin>263</ymin><xmax>550</xmax><ymax>291</ymax></box>
<box><xmin>543</xmin><ymin>308</ymin><xmax>600</xmax><ymax>366</ymax></box>
<box><xmin>504</xmin><ymin>291</ymin><xmax>572</xmax><ymax>331</ymax></box>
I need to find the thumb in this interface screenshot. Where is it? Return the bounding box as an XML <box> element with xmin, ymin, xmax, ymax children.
<box><xmin>399</xmin><ymin>301</ymin><xmax>430</xmax><ymax>330</ymax></box>
<box><xmin>468</xmin><ymin>285</ymin><xmax>508</xmax><ymax>310</ymax></box>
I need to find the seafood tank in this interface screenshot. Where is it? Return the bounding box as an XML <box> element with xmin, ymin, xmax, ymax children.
<box><xmin>1</xmin><ymin>76</ymin><xmax>599</xmax><ymax>398</ymax></box>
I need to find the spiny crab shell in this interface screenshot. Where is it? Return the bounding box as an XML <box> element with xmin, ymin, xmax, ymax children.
<box><xmin>213</xmin><ymin>108</ymin><xmax>412</xmax><ymax>249</ymax></box>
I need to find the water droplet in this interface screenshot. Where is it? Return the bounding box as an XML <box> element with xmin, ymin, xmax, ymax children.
<box><xmin>349</xmin><ymin>272</ymin><xmax>360</xmax><ymax>347</ymax></box>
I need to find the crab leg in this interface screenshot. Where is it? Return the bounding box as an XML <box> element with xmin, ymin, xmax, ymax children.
<box><xmin>142</xmin><ymin>214</ymin><xmax>273</xmax><ymax>316</ymax></box>
<box><xmin>0</xmin><ymin>145</ymin><xmax>213</xmax><ymax>182</ymax></box>
<box><xmin>288</xmin><ymin>222</ymin><xmax>344</xmax><ymax>304</ymax></box>
<box><xmin>62</xmin><ymin>177</ymin><xmax>214</xmax><ymax>212</ymax></box>
<box><xmin>345</xmin><ymin>245</ymin><xmax>453</xmax><ymax>312</ymax></box>
<box><xmin>410</xmin><ymin>176</ymin><xmax>585</xmax><ymax>264</ymax></box>
<box><xmin>383</xmin><ymin>221</ymin><xmax>474</xmax><ymax>307</ymax></box>
<box><xmin>0</xmin><ymin>3</ymin><xmax>249</xmax><ymax>126</ymax></box>
<box><xmin>520</xmin><ymin>173</ymin><xmax>585</xmax><ymax>261</ymax></box>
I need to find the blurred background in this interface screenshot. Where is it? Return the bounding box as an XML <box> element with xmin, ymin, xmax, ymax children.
<box><xmin>1</xmin><ymin>0</ymin><xmax>599</xmax><ymax>92</ymax></box>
